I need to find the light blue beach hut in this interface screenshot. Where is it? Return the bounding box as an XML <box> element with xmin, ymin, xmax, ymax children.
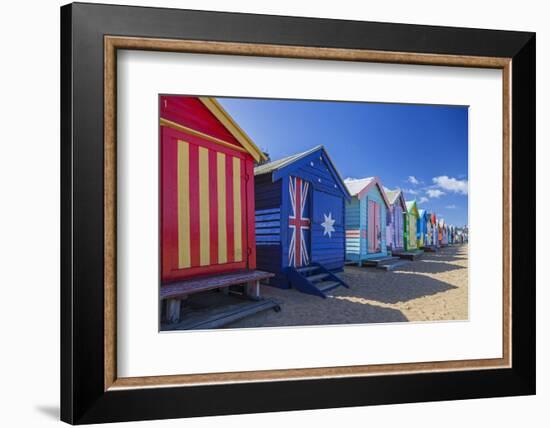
<box><xmin>344</xmin><ymin>177</ymin><xmax>391</xmax><ymax>264</ymax></box>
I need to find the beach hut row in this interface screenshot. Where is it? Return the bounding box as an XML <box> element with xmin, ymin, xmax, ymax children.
<box><xmin>159</xmin><ymin>96</ymin><xmax>467</xmax><ymax>326</ymax></box>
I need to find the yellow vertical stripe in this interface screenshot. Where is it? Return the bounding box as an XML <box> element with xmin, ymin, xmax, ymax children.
<box><xmin>198</xmin><ymin>147</ymin><xmax>210</xmax><ymax>266</ymax></box>
<box><xmin>217</xmin><ymin>153</ymin><xmax>227</xmax><ymax>263</ymax></box>
<box><xmin>177</xmin><ymin>141</ymin><xmax>190</xmax><ymax>269</ymax></box>
<box><xmin>233</xmin><ymin>157</ymin><xmax>242</xmax><ymax>262</ymax></box>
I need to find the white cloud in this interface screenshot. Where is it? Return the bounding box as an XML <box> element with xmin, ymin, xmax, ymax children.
<box><xmin>426</xmin><ymin>189</ymin><xmax>445</xmax><ymax>198</ymax></box>
<box><xmin>407</xmin><ymin>176</ymin><xmax>420</xmax><ymax>185</ymax></box>
<box><xmin>445</xmin><ymin>204</ymin><xmax>457</xmax><ymax>209</ymax></box>
<box><xmin>432</xmin><ymin>176</ymin><xmax>468</xmax><ymax>195</ymax></box>
<box><xmin>404</xmin><ymin>188</ymin><xmax>419</xmax><ymax>195</ymax></box>
<box><xmin>419</xmin><ymin>197</ymin><xmax>429</xmax><ymax>204</ymax></box>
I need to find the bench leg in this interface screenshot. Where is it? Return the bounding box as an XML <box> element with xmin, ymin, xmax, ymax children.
<box><xmin>166</xmin><ymin>298</ymin><xmax>184</xmax><ymax>324</ymax></box>
<box><xmin>245</xmin><ymin>280</ymin><xmax>261</xmax><ymax>301</ymax></box>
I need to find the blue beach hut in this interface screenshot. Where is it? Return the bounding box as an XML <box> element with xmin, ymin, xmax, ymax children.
<box><xmin>344</xmin><ymin>177</ymin><xmax>391</xmax><ymax>264</ymax></box>
<box><xmin>253</xmin><ymin>146</ymin><xmax>351</xmax><ymax>298</ymax></box>
<box><xmin>417</xmin><ymin>209</ymin><xmax>429</xmax><ymax>248</ymax></box>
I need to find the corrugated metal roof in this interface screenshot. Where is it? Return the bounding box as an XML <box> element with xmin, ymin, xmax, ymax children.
<box><xmin>344</xmin><ymin>177</ymin><xmax>375</xmax><ymax>196</ymax></box>
<box><xmin>254</xmin><ymin>145</ymin><xmax>323</xmax><ymax>176</ymax></box>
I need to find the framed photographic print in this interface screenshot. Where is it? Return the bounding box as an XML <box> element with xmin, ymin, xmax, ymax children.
<box><xmin>61</xmin><ymin>2</ymin><xmax>535</xmax><ymax>424</ymax></box>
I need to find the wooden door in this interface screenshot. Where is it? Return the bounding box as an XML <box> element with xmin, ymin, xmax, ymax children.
<box><xmin>287</xmin><ymin>176</ymin><xmax>311</xmax><ymax>267</ymax></box>
<box><xmin>374</xmin><ymin>201</ymin><xmax>381</xmax><ymax>251</ymax></box>
<box><xmin>311</xmin><ymin>189</ymin><xmax>344</xmax><ymax>270</ymax></box>
<box><xmin>368</xmin><ymin>200</ymin><xmax>380</xmax><ymax>253</ymax></box>
<box><xmin>397</xmin><ymin>209</ymin><xmax>404</xmax><ymax>248</ymax></box>
<box><xmin>408</xmin><ymin>214</ymin><xmax>417</xmax><ymax>249</ymax></box>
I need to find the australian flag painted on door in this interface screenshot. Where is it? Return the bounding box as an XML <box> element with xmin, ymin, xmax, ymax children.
<box><xmin>254</xmin><ymin>146</ymin><xmax>351</xmax><ymax>288</ymax></box>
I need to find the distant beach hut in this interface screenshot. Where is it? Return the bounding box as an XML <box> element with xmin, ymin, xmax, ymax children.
<box><xmin>439</xmin><ymin>218</ymin><xmax>448</xmax><ymax>245</ymax></box>
<box><xmin>404</xmin><ymin>200</ymin><xmax>420</xmax><ymax>251</ymax></box>
<box><xmin>449</xmin><ymin>225</ymin><xmax>456</xmax><ymax>244</ymax></box>
<box><xmin>253</xmin><ymin>145</ymin><xmax>351</xmax><ymax>298</ymax></box>
<box><xmin>421</xmin><ymin>211</ymin><xmax>437</xmax><ymax>251</ymax></box>
<box><xmin>427</xmin><ymin>212</ymin><xmax>438</xmax><ymax>247</ymax></box>
<box><xmin>345</xmin><ymin>177</ymin><xmax>391</xmax><ymax>264</ymax></box>
<box><xmin>417</xmin><ymin>209</ymin><xmax>428</xmax><ymax>248</ymax></box>
<box><xmin>432</xmin><ymin>213</ymin><xmax>439</xmax><ymax>247</ymax></box>
<box><xmin>384</xmin><ymin>188</ymin><xmax>407</xmax><ymax>252</ymax></box>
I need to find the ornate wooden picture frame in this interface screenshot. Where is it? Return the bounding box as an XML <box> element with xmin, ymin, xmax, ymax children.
<box><xmin>61</xmin><ymin>2</ymin><xmax>535</xmax><ymax>424</ymax></box>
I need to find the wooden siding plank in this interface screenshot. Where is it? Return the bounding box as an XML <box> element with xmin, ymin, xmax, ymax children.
<box><xmin>216</xmin><ymin>153</ymin><xmax>227</xmax><ymax>264</ymax></box>
<box><xmin>188</xmin><ymin>143</ymin><xmax>201</xmax><ymax>267</ymax></box>
<box><xmin>256</xmin><ymin>221</ymin><xmax>280</xmax><ymax>228</ymax></box>
<box><xmin>177</xmin><ymin>141</ymin><xmax>191</xmax><ymax>269</ymax></box>
<box><xmin>255</xmin><ymin>208</ymin><xmax>280</xmax><ymax>215</ymax></box>
<box><xmin>161</xmin><ymin>129</ymin><xmax>178</xmax><ymax>280</ymax></box>
<box><xmin>225</xmin><ymin>155</ymin><xmax>234</xmax><ymax>263</ymax></box>
<box><xmin>245</xmin><ymin>159</ymin><xmax>256</xmax><ymax>269</ymax></box>
<box><xmin>255</xmin><ymin>213</ymin><xmax>281</xmax><ymax>222</ymax></box>
<box><xmin>198</xmin><ymin>147</ymin><xmax>210</xmax><ymax>266</ymax></box>
<box><xmin>208</xmin><ymin>148</ymin><xmax>218</xmax><ymax>266</ymax></box>
<box><xmin>256</xmin><ymin>228</ymin><xmax>281</xmax><ymax>234</ymax></box>
<box><xmin>233</xmin><ymin>156</ymin><xmax>243</xmax><ymax>262</ymax></box>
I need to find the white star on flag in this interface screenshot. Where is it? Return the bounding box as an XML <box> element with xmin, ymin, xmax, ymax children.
<box><xmin>321</xmin><ymin>212</ymin><xmax>336</xmax><ymax>238</ymax></box>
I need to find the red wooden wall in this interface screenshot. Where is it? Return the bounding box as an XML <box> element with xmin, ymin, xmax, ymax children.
<box><xmin>160</xmin><ymin>96</ymin><xmax>257</xmax><ymax>283</ymax></box>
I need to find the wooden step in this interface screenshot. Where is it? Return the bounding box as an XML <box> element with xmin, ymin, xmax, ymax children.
<box><xmin>317</xmin><ymin>281</ymin><xmax>342</xmax><ymax>292</ymax></box>
<box><xmin>392</xmin><ymin>250</ymin><xmax>424</xmax><ymax>260</ymax></box>
<box><xmin>377</xmin><ymin>256</ymin><xmax>401</xmax><ymax>264</ymax></box>
<box><xmin>296</xmin><ymin>266</ymin><xmax>319</xmax><ymax>274</ymax></box>
<box><xmin>363</xmin><ymin>256</ymin><xmax>400</xmax><ymax>267</ymax></box>
<box><xmin>307</xmin><ymin>273</ymin><xmax>330</xmax><ymax>282</ymax></box>
<box><xmin>376</xmin><ymin>260</ymin><xmax>409</xmax><ymax>271</ymax></box>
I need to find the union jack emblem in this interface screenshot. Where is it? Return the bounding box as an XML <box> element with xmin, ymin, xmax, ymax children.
<box><xmin>288</xmin><ymin>176</ymin><xmax>310</xmax><ymax>267</ymax></box>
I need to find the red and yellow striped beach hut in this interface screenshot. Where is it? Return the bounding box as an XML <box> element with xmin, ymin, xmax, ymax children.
<box><xmin>160</xmin><ymin>96</ymin><xmax>267</xmax><ymax>284</ymax></box>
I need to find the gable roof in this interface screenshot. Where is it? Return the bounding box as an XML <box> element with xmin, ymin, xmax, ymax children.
<box><xmin>383</xmin><ymin>187</ymin><xmax>407</xmax><ymax>211</ymax></box>
<box><xmin>345</xmin><ymin>177</ymin><xmax>390</xmax><ymax>208</ymax></box>
<box><xmin>255</xmin><ymin>145</ymin><xmax>351</xmax><ymax>199</ymax></box>
<box><xmin>199</xmin><ymin>97</ymin><xmax>267</xmax><ymax>162</ymax></box>
<box><xmin>253</xmin><ymin>147</ymin><xmax>318</xmax><ymax>176</ymax></box>
<box><xmin>406</xmin><ymin>200</ymin><xmax>420</xmax><ymax>218</ymax></box>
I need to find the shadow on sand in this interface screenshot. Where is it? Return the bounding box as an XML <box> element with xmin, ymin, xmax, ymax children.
<box><xmin>224</xmin><ymin>287</ymin><xmax>409</xmax><ymax>328</ymax></box>
<box><xmin>322</xmin><ymin>296</ymin><xmax>409</xmax><ymax>323</ymax></box>
<box><xmin>427</xmin><ymin>254</ymin><xmax>468</xmax><ymax>263</ymax></box>
<box><xmin>222</xmin><ymin>245</ymin><xmax>468</xmax><ymax>328</ymax></box>
<box><xmin>344</xmin><ymin>271</ymin><xmax>458</xmax><ymax>304</ymax></box>
<box><xmin>394</xmin><ymin>260</ymin><xmax>463</xmax><ymax>275</ymax></box>
<box><xmin>426</xmin><ymin>245</ymin><xmax>468</xmax><ymax>263</ymax></box>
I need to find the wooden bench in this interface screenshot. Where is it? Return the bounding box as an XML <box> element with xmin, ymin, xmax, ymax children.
<box><xmin>162</xmin><ymin>270</ymin><xmax>275</xmax><ymax>323</ymax></box>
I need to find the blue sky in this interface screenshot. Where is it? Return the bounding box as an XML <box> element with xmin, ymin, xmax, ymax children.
<box><xmin>218</xmin><ymin>97</ymin><xmax>469</xmax><ymax>227</ymax></box>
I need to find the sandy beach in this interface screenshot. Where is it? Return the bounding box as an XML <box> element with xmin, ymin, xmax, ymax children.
<box><xmin>226</xmin><ymin>244</ymin><xmax>468</xmax><ymax>328</ymax></box>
